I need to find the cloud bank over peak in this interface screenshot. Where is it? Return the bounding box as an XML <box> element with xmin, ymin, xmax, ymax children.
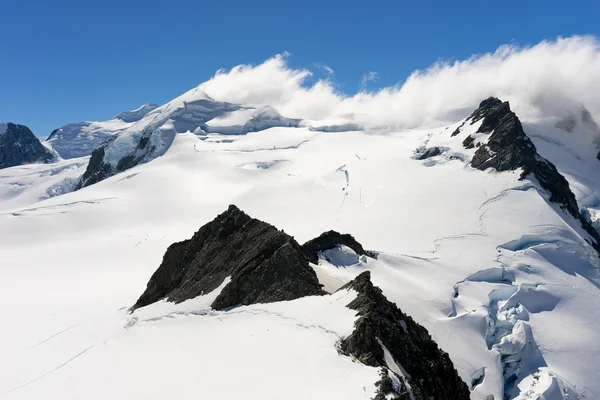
<box><xmin>198</xmin><ymin>36</ymin><xmax>600</xmax><ymax>129</ymax></box>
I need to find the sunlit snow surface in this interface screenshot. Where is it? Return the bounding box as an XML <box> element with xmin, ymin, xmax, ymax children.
<box><xmin>1</xmin><ymin>121</ymin><xmax>599</xmax><ymax>399</ymax></box>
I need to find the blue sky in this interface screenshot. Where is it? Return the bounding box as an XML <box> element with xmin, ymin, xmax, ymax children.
<box><xmin>1</xmin><ymin>0</ymin><xmax>599</xmax><ymax>136</ymax></box>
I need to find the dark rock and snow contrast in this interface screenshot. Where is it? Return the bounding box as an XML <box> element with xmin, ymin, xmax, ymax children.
<box><xmin>73</xmin><ymin>94</ymin><xmax>307</xmax><ymax>189</ymax></box>
<box><xmin>0</xmin><ymin>123</ymin><xmax>54</xmax><ymax>169</ymax></box>
<box><xmin>339</xmin><ymin>271</ymin><xmax>470</xmax><ymax>400</ymax></box>
<box><xmin>455</xmin><ymin>97</ymin><xmax>600</xmax><ymax>252</ymax></box>
<box><xmin>45</xmin><ymin>103</ymin><xmax>161</xmax><ymax>160</ymax></box>
<box><xmin>2</xmin><ymin>57</ymin><xmax>600</xmax><ymax>400</ymax></box>
<box><xmin>134</xmin><ymin>205</ymin><xmax>469</xmax><ymax>400</ymax></box>
<box><xmin>133</xmin><ymin>205</ymin><xmax>324</xmax><ymax>310</ymax></box>
<box><xmin>302</xmin><ymin>230</ymin><xmax>369</xmax><ymax>264</ymax></box>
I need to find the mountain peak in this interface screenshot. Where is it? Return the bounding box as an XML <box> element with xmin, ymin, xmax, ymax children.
<box><xmin>132</xmin><ymin>205</ymin><xmax>324</xmax><ymax>311</ymax></box>
<box><xmin>460</xmin><ymin>98</ymin><xmax>600</xmax><ymax>252</ymax></box>
<box><xmin>0</xmin><ymin>122</ymin><xmax>54</xmax><ymax>169</ymax></box>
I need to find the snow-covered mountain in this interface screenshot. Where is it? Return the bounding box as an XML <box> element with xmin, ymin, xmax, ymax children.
<box><xmin>0</xmin><ymin>122</ymin><xmax>55</xmax><ymax>169</ymax></box>
<box><xmin>1</xmin><ymin>75</ymin><xmax>600</xmax><ymax>399</ymax></box>
<box><xmin>45</xmin><ymin>104</ymin><xmax>159</xmax><ymax>159</ymax></box>
<box><xmin>113</xmin><ymin>103</ymin><xmax>159</xmax><ymax>123</ymax></box>
<box><xmin>73</xmin><ymin>92</ymin><xmax>307</xmax><ymax>189</ymax></box>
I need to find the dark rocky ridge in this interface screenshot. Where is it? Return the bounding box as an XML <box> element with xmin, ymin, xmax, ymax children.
<box><xmin>133</xmin><ymin>208</ymin><xmax>469</xmax><ymax>398</ymax></box>
<box><xmin>339</xmin><ymin>271</ymin><xmax>470</xmax><ymax>400</ymax></box>
<box><xmin>75</xmin><ymin>98</ymin><xmax>241</xmax><ymax>189</ymax></box>
<box><xmin>132</xmin><ymin>205</ymin><xmax>325</xmax><ymax>310</ymax></box>
<box><xmin>76</xmin><ymin>126</ymin><xmax>157</xmax><ymax>189</ymax></box>
<box><xmin>75</xmin><ymin>145</ymin><xmax>114</xmax><ymax>189</ymax></box>
<box><xmin>0</xmin><ymin>123</ymin><xmax>54</xmax><ymax>170</ymax></box>
<box><xmin>302</xmin><ymin>230</ymin><xmax>368</xmax><ymax>264</ymax></box>
<box><xmin>460</xmin><ymin>98</ymin><xmax>600</xmax><ymax>252</ymax></box>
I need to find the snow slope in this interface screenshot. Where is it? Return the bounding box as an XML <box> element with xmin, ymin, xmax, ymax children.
<box><xmin>1</xmin><ymin>101</ymin><xmax>599</xmax><ymax>399</ymax></box>
<box><xmin>113</xmin><ymin>103</ymin><xmax>159</xmax><ymax>123</ymax></box>
<box><xmin>45</xmin><ymin>103</ymin><xmax>160</xmax><ymax>159</ymax></box>
<box><xmin>75</xmin><ymin>90</ymin><xmax>309</xmax><ymax>188</ymax></box>
<box><xmin>0</xmin><ymin>157</ymin><xmax>88</xmax><ymax>209</ymax></box>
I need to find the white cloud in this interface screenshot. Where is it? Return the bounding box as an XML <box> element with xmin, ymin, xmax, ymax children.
<box><xmin>314</xmin><ymin>63</ymin><xmax>334</xmax><ymax>75</ymax></box>
<box><xmin>360</xmin><ymin>71</ymin><xmax>378</xmax><ymax>90</ymax></box>
<box><xmin>199</xmin><ymin>36</ymin><xmax>600</xmax><ymax>129</ymax></box>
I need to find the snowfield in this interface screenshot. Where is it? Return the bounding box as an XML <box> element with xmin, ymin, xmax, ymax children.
<box><xmin>1</xmin><ymin>119</ymin><xmax>599</xmax><ymax>399</ymax></box>
<box><xmin>2</xmin><ymin>51</ymin><xmax>600</xmax><ymax>398</ymax></box>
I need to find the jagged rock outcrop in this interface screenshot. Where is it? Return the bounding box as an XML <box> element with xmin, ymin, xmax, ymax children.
<box><xmin>0</xmin><ymin>123</ymin><xmax>54</xmax><ymax>170</ymax></box>
<box><xmin>133</xmin><ymin>208</ymin><xmax>470</xmax><ymax>399</ymax></box>
<box><xmin>302</xmin><ymin>230</ymin><xmax>368</xmax><ymax>264</ymax></box>
<box><xmin>132</xmin><ymin>205</ymin><xmax>324</xmax><ymax>310</ymax></box>
<box><xmin>460</xmin><ymin>98</ymin><xmax>600</xmax><ymax>251</ymax></box>
<box><xmin>339</xmin><ymin>271</ymin><xmax>470</xmax><ymax>400</ymax></box>
<box><xmin>74</xmin><ymin>145</ymin><xmax>114</xmax><ymax>189</ymax></box>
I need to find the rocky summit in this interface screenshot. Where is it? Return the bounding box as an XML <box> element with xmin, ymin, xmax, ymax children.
<box><xmin>339</xmin><ymin>271</ymin><xmax>470</xmax><ymax>400</ymax></box>
<box><xmin>0</xmin><ymin>123</ymin><xmax>54</xmax><ymax>170</ymax></box>
<box><xmin>133</xmin><ymin>206</ymin><xmax>471</xmax><ymax>399</ymax></box>
<box><xmin>133</xmin><ymin>205</ymin><xmax>325</xmax><ymax>310</ymax></box>
<box><xmin>460</xmin><ymin>97</ymin><xmax>600</xmax><ymax>252</ymax></box>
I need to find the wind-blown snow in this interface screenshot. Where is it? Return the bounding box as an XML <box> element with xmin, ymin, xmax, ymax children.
<box><xmin>197</xmin><ymin>36</ymin><xmax>600</xmax><ymax>129</ymax></box>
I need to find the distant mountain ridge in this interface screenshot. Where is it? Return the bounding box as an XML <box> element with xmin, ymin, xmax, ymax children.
<box><xmin>0</xmin><ymin>122</ymin><xmax>54</xmax><ymax>170</ymax></box>
<box><xmin>74</xmin><ymin>93</ymin><xmax>304</xmax><ymax>189</ymax></box>
<box><xmin>45</xmin><ymin>103</ymin><xmax>161</xmax><ymax>159</ymax></box>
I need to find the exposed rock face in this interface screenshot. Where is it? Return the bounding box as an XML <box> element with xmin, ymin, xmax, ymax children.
<box><xmin>414</xmin><ymin>146</ymin><xmax>444</xmax><ymax>160</ymax></box>
<box><xmin>76</xmin><ymin>98</ymin><xmax>240</xmax><ymax>189</ymax></box>
<box><xmin>462</xmin><ymin>98</ymin><xmax>600</xmax><ymax>251</ymax></box>
<box><xmin>75</xmin><ymin>146</ymin><xmax>114</xmax><ymax>189</ymax></box>
<box><xmin>132</xmin><ymin>205</ymin><xmax>324</xmax><ymax>310</ymax></box>
<box><xmin>302</xmin><ymin>230</ymin><xmax>367</xmax><ymax>264</ymax></box>
<box><xmin>339</xmin><ymin>271</ymin><xmax>470</xmax><ymax>400</ymax></box>
<box><xmin>133</xmin><ymin>209</ymin><xmax>469</xmax><ymax>399</ymax></box>
<box><xmin>0</xmin><ymin>123</ymin><xmax>54</xmax><ymax>170</ymax></box>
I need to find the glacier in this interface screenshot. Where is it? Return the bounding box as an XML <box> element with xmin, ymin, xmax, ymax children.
<box><xmin>1</xmin><ymin>63</ymin><xmax>600</xmax><ymax>399</ymax></box>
